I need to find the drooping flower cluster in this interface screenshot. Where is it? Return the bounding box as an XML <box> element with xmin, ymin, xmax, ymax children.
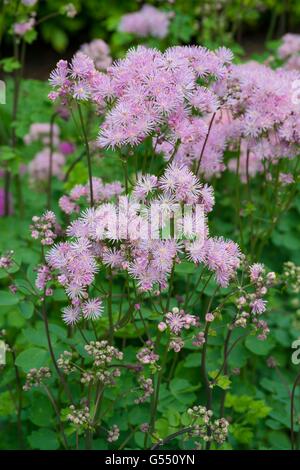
<box><xmin>187</xmin><ymin>406</ymin><xmax>229</xmax><ymax>446</ymax></box>
<box><xmin>158</xmin><ymin>306</ymin><xmax>198</xmax><ymax>352</ymax></box>
<box><xmin>30</xmin><ymin>211</ymin><xmax>60</xmax><ymax>246</ymax></box>
<box><xmin>23</xmin><ymin>367</ymin><xmax>51</xmax><ymax>391</ymax></box>
<box><xmin>0</xmin><ymin>251</ymin><xmax>14</xmax><ymax>270</ymax></box>
<box><xmin>57</xmin><ymin>350</ymin><xmax>76</xmax><ymax>374</ymax></box>
<box><xmin>67</xmin><ymin>405</ymin><xmax>93</xmax><ymax>430</ymax></box>
<box><xmin>137</xmin><ymin>341</ymin><xmax>159</xmax><ymax>365</ymax></box>
<box><xmin>282</xmin><ymin>261</ymin><xmax>300</xmax><ymax>293</ymax></box>
<box><xmin>84</xmin><ymin>341</ymin><xmax>123</xmax><ymax>385</ymax></box>
<box><xmin>107</xmin><ymin>425</ymin><xmax>120</xmax><ymax>443</ymax></box>
<box><xmin>135</xmin><ymin>375</ymin><xmax>154</xmax><ymax>404</ymax></box>
<box><xmin>58</xmin><ymin>341</ymin><xmax>123</xmax><ymax>387</ymax></box>
<box><xmin>233</xmin><ymin>263</ymin><xmax>276</xmax><ymax>340</ymax></box>
<box><xmin>118</xmin><ymin>4</ymin><xmax>172</xmax><ymax>39</ymax></box>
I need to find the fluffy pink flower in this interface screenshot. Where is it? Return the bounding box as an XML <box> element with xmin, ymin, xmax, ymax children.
<box><xmin>28</xmin><ymin>148</ymin><xmax>65</xmax><ymax>183</ymax></box>
<box><xmin>36</xmin><ymin>265</ymin><xmax>51</xmax><ymax>291</ymax></box>
<box><xmin>249</xmin><ymin>263</ymin><xmax>265</xmax><ymax>282</ymax></box>
<box><xmin>137</xmin><ymin>342</ymin><xmax>159</xmax><ymax>364</ymax></box>
<box><xmin>82</xmin><ymin>298</ymin><xmax>103</xmax><ymax>320</ymax></box>
<box><xmin>59</xmin><ymin>196</ymin><xmax>79</xmax><ymax>215</ymax></box>
<box><xmin>14</xmin><ymin>18</ymin><xmax>35</xmax><ymax>36</ymax></box>
<box><xmin>251</xmin><ymin>298</ymin><xmax>267</xmax><ymax>314</ymax></box>
<box><xmin>278</xmin><ymin>34</ymin><xmax>300</xmax><ymax>60</ymax></box>
<box><xmin>24</xmin><ymin>122</ymin><xmax>60</xmax><ymax>146</ymax></box>
<box><xmin>164</xmin><ymin>307</ymin><xmax>197</xmax><ymax>334</ymax></box>
<box><xmin>119</xmin><ymin>5</ymin><xmax>172</xmax><ymax>39</ymax></box>
<box><xmin>62</xmin><ymin>306</ymin><xmax>81</xmax><ymax>325</ymax></box>
<box><xmin>203</xmin><ymin>237</ymin><xmax>241</xmax><ymax>287</ymax></box>
<box><xmin>279</xmin><ymin>173</ymin><xmax>294</xmax><ymax>185</ymax></box>
<box><xmin>133</xmin><ymin>175</ymin><xmax>158</xmax><ymax>201</ymax></box>
<box><xmin>80</xmin><ymin>39</ymin><xmax>112</xmax><ymax>70</ymax></box>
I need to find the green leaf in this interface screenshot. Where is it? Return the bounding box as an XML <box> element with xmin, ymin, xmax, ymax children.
<box><xmin>28</xmin><ymin>428</ymin><xmax>59</xmax><ymax>450</ymax></box>
<box><xmin>209</xmin><ymin>370</ymin><xmax>231</xmax><ymax>390</ymax></box>
<box><xmin>155</xmin><ymin>418</ymin><xmax>170</xmax><ymax>439</ymax></box>
<box><xmin>231</xmin><ymin>424</ymin><xmax>253</xmax><ymax>444</ymax></box>
<box><xmin>29</xmin><ymin>395</ymin><xmax>54</xmax><ymax>426</ymax></box>
<box><xmin>245</xmin><ymin>335</ymin><xmax>275</xmax><ymax>356</ymax></box>
<box><xmin>0</xmin><ymin>57</ymin><xmax>21</xmax><ymax>73</ymax></box>
<box><xmin>175</xmin><ymin>262</ymin><xmax>196</xmax><ymax>274</ymax></box>
<box><xmin>0</xmin><ymin>290</ymin><xmax>19</xmax><ymax>306</ymax></box>
<box><xmin>0</xmin><ymin>391</ymin><xmax>15</xmax><ymax>416</ymax></box>
<box><xmin>19</xmin><ymin>301</ymin><xmax>34</xmax><ymax>319</ymax></box>
<box><xmin>0</xmin><ymin>146</ymin><xmax>17</xmax><ymax>161</ymax></box>
<box><xmin>165</xmin><ymin>408</ymin><xmax>181</xmax><ymax>427</ymax></box>
<box><xmin>15</xmin><ymin>347</ymin><xmax>48</xmax><ymax>372</ymax></box>
<box><xmin>183</xmin><ymin>352</ymin><xmax>201</xmax><ymax>368</ymax></box>
<box><xmin>267</xmin><ymin>431</ymin><xmax>291</xmax><ymax>450</ymax></box>
<box><xmin>24</xmin><ymin>29</ymin><xmax>37</xmax><ymax>44</ymax></box>
<box><xmin>169</xmin><ymin>378</ymin><xmax>199</xmax><ymax>404</ymax></box>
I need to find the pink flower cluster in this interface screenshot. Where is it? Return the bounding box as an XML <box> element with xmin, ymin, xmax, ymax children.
<box><xmin>13</xmin><ymin>17</ymin><xmax>35</xmax><ymax>36</ymax></box>
<box><xmin>80</xmin><ymin>39</ymin><xmax>112</xmax><ymax>71</ymax></box>
<box><xmin>158</xmin><ymin>307</ymin><xmax>197</xmax><ymax>334</ymax></box>
<box><xmin>24</xmin><ymin>123</ymin><xmax>75</xmax><ymax>184</ymax></box>
<box><xmin>48</xmin><ymin>44</ymin><xmax>300</xmax><ymax>181</ymax></box>
<box><xmin>36</xmin><ymin>164</ymin><xmax>242</xmax><ymax>325</ymax></box>
<box><xmin>28</xmin><ymin>148</ymin><xmax>65</xmax><ymax>183</ymax></box>
<box><xmin>225</xmin><ymin>61</ymin><xmax>300</xmax><ymax>180</ymax></box>
<box><xmin>36</xmin><ymin>265</ymin><xmax>52</xmax><ymax>294</ymax></box>
<box><xmin>278</xmin><ymin>33</ymin><xmax>300</xmax><ymax>71</ymax></box>
<box><xmin>158</xmin><ymin>306</ymin><xmax>198</xmax><ymax>352</ymax></box>
<box><xmin>59</xmin><ymin>177</ymin><xmax>122</xmax><ymax>215</ymax></box>
<box><xmin>187</xmin><ymin>237</ymin><xmax>241</xmax><ymax>287</ymax></box>
<box><xmin>48</xmin><ymin>45</ymin><xmax>232</xmax><ymax>169</ymax></box>
<box><xmin>234</xmin><ymin>263</ymin><xmax>276</xmax><ymax>340</ymax></box>
<box><xmin>46</xmin><ymin>239</ymin><xmax>102</xmax><ymax>324</ymax></box>
<box><xmin>97</xmin><ymin>46</ymin><xmax>231</xmax><ymax>152</ymax></box>
<box><xmin>118</xmin><ymin>4</ymin><xmax>172</xmax><ymax>39</ymax></box>
<box><xmin>137</xmin><ymin>341</ymin><xmax>159</xmax><ymax>365</ymax></box>
<box><xmin>24</xmin><ymin>123</ymin><xmax>61</xmax><ymax>146</ymax></box>
<box><xmin>30</xmin><ymin>211</ymin><xmax>60</xmax><ymax>246</ymax></box>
